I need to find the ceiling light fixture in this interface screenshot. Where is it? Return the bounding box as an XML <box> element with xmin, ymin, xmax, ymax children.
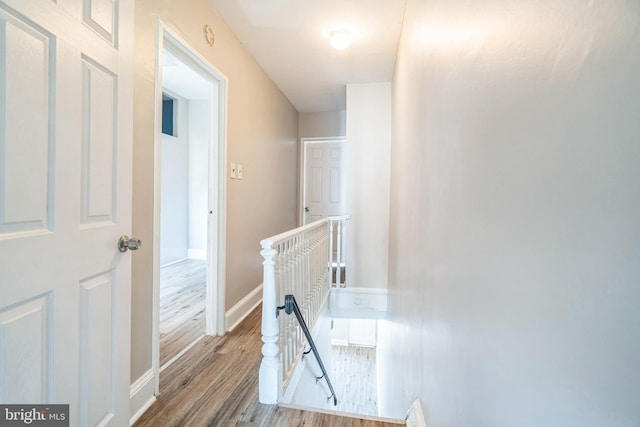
<box><xmin>329</xmin><ymin>29</ymin><xmax>352</xmax><ymax>50</ymax></box>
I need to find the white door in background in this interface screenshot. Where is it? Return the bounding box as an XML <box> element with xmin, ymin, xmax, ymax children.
<box><xmin>0</xmin><ymin>1</ymin><xmax>133</xmax><ymax>426</ymax></box>
<box><xmin>303</xmin><ymin>139</ymin><xmax>346</xmax><ymax>224</ymax></box>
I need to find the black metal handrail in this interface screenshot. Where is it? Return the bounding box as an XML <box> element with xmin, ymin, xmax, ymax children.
<box><xmin>278</xmin><ymin>294</ymin><xmax>338</xmax><ymax>406</ymax></box>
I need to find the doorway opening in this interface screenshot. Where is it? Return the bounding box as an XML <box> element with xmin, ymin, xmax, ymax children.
<box><xmin>153</xmin><ymin>23</ymin><xmax>228</xmax><ymax>394</ymax></box>
<box><xmin>158</xmin><ymin>83</ymin><xmax>207</xmax><ymax>371</ymax></box>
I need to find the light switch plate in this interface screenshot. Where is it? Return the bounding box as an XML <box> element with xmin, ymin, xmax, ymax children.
<box><xmin>237</xmin><ymin>164</ymin><xmax>243</xmax><ymax>179</ymax></box>
<box><xmin>230</xmin><ymin>162</ymin><xmax>237</xmax><ymax>179</ymax></box>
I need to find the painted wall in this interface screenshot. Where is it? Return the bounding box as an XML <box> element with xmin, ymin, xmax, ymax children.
<box><xmin>379</xmin><ymin>0</ymin><xmax>640</xmax><ymax>425</ymax></box>
<box><xmin>345</xmin><ymin>83</ymin><xmax>391</xmax><ymax>289</ymax></box>
<box><xmin>298</xmin><ymin>110</ymin><xmax>346</xmax><ymax>138</ymax></box>
<box><xmin>187</xmin><ymin>99</ymin><xmax>210</xmax><ymax>259</ymax></box>
<box><xmin>160</xmin><ymin>96</ymin><xmax>189</xmax><ymax>265</ymax></box>
<box><xmin>160</xmin><ymin>98</ymin><xmax>209</xmax><ymax>265</ymax></box>
<box><xmin>132</xmin><ymin>0</ymin><xmax>298</xmax><ymax>383</ymax></box>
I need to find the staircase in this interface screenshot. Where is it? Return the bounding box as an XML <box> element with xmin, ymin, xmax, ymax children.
<box><xmin>258</xmin><ymin>217</ymin><xmax>406</xmax><ymax>425</ymax></box>
<box><xmin>259</xmin><ymin>215</ymin><xmax>350</xmax><ymax>404</ymax></box>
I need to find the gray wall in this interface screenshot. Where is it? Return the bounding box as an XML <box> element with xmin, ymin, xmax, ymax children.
<box><xmin>132</xmin><ymin>0</ymin><xmax>298</xmax><ymax>383</ymax></box>
<box><xmin>298</xmin><ymin>110</ymin><xmax>346</xmax><ymax>138</ymax></box>
<box><xmin>187</xmin><ymin>100</ymin><xmax>209</xmax><ymax>259</ymax></box>
<box><xmin>380</xmin><ymin>0</ymin><xmax>640</xmax><ymax>425</ymax></box>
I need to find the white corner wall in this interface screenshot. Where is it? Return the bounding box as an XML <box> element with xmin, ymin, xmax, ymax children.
<box><xmin>160</xmin><ymin>96</ymin><xmax>189</xmax><ymax>265</ymax></box>
<box><xmin>380</xmin><ymin>0</ymin><xmax>640</xmax><ymax>425</ymax></box>
<box><xmin>345</xmin><ymin>83</ymin><xmax>391</xmax><ymax>289</ymax></box>
<box><xmin>187</xmin><ymin>99</ymin><xmax>210</xmax><ymax>259</ymax></box>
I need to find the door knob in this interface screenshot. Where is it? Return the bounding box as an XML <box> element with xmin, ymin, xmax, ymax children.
<box><xmin>305</xmin><ymin>207</ymin><xmax>309</xmax><ymax>212</ymax></box>
<box><xmin>118</xmin><ymin>235</ymin><xmax>141</xmax><ymax>252</ymax></box>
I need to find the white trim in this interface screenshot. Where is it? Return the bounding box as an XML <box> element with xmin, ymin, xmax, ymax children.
<box><xmin>298</xmin><ymin>136</ymin><xmax>347</xmax><ymax>226</ymax></box>
<box><xmin>187</xmin><ymin>248</ymin><xmax>207</xmax><ymax>260</ymax></box>
<box><xmin>406</xmin><ymin>399</ymin><xmax>427</xmax><ymax>427</ymax></box>
<box><xmin>329</xmin><ymin>287</ymin><xmax>388</xmax><ymax>318</ymax></box>
<box><xmin>160</xmin><ymin>334</ymin><xmax>205</xmax><ymax>373</ymax></box>
<box><xmin>152</xmin><ymin>18</ymin><xmax>228</xmax><ymax>397</ymax></box>
<box><xmin>129</xmin><ymin>369</ymin><xmax>156</xmax><ymax>426</ymax></box>
<box><xmin>160</xmin><ymin>257</ymin><xmax>188</xmax><ymax>268</ymax></box>
<box><xmin>225</xmin><ymin>284</ymin><xmax>263</xmax><ymax>332</ymax></box>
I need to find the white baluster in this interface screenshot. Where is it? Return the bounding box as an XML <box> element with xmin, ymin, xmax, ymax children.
<box><xmin>328</xmin><ymin>220</ymin><xmax>334</xmax><ymax>287</ymax></box>
<box><xmin>278</xmin><ymin>241</ymin><xmax>289</xmax><ymax>383</ymax></box>
<box><xmin>306</xmin><ymin>229</ymin><xmax>315</xmax><ymax>321</ymax></box>
<box><xmin>259</xmin><ymin>216</ymin><xmax>351</xmax><ymax>394</ymax></box>
<box><xmin>259</xmin><ymin>244</ymin><xmax>281</xmax><ymax>404</ymax></box>
<box><xmin>336</xmin><ymin>219</ymin><xmax>343</xmax><ymax>287</ymax></box>
<box><xmin>294</xmin><ymin>235</ymin><xmax>303</xmax><ymax>360</ymax></box>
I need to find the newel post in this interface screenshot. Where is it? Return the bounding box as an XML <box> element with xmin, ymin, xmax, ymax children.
<box><xmin>259</xmin><ymin>241</ymin><xmax>281</xmax><ymax>404</ymax></box>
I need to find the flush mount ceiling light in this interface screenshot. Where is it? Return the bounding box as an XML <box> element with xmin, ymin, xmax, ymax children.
<box><xmin>329</xmin><ymin>29</ymin><xmax>352</xmax><ymax>50</ymax></box>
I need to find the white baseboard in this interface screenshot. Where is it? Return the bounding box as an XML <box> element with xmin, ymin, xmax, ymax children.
<box><xmin>130</xmin><ymin>369</ymin><xmax>156</xmax><ymax>425</ymax></box>
<box><xmin>329</xmin><ymin>287</ymin><xmax>388</xmax><ymax>318</ymax></box>
<box><xmin>225</xmin><ymin>284</ymin><xmax>263</xmax><ymax>332</ymax></box>
<box><xmin>187</xmin><ymin>249</ymin><xmax>207</xmax><ymax>260</ymax></box>
<box><xmin>160</xmin><ymin>257</ymin><xmax>188</xmax><ymax>268</ymax></box>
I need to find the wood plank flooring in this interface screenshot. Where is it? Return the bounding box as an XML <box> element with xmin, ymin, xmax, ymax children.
<box><xmin>332</xmin><ymin>345</ymin><xmax>378</xmax><ymax>416</ymax></box>
<box><xmin>160</xmin><ymin>259</ymin><xmax>206</xmax><ymax>367</ymax></box>
<box><xmin>135</xmin><ymin>305</ymin><xmax>403</xmax><ymax>427</ymax></box>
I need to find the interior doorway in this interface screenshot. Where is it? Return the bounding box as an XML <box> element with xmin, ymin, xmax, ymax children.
<box><xmin>153</xmin><ymin>23</ymin><xmax>228</xmax><ymax>393</ymax></box>
<box><xmin>158</xmin><ymin>82</ymin><xmax>208</xmax><ymax>370</ymax></box>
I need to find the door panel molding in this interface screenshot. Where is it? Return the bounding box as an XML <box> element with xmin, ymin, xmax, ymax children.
<box><xmin>80</xmin><ymin>55</ymin><xmax>118</xmax><ymax>225</ymax></box>
<box><xmin>79</xmin><ymin>271</ymin><xmax>116</xmax><ymax>427</ymax></box>
<box><xmin>0</xmin><ymin>6</ymin><xmax>55</xmax><ymax>236</ymax></box>
<box><xmin>0</xmin><ymin>293</ymin><xmax>52</xmax><ymax>403</ymax></box>
<box><xmin>299</xmin><ymin>137</ymin><xmax>346</xmax><ymax>225</ymax></box>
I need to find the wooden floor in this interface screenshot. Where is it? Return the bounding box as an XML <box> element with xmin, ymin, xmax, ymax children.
<box><xmin>160</xmin><ymin>259</ymin><xmax>206</xmax><ymax>367</ymax></box>
<box><xmin>332</xmin><ymin>345</ymin><xmax>378</xmax><ymax>416</ymax></box>
<box><xmin>135</xmin><ymin>305</ymin><xmax>403</xmax><ymax>427</ymax></box>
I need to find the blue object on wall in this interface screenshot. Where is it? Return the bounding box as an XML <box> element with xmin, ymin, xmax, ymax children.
<box><xmin>162</xmin><ymin>95</ymin><xmax>175</xmax><ymax>136</ymax></box>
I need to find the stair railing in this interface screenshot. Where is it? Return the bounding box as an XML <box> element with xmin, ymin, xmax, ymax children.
<box><xmin>259</xmin><ymin>215</ymin><xmax>350</xmax><ymax>404</ymax></box>
<box><xmin>278</xmin><ymin>294</ymin><xmax>337</xmax><ymax>405</ymax></box>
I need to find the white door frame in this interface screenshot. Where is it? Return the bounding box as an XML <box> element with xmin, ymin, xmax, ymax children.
<box><xmin>152</xmin><ymin>20</ymin><xmax>228</xmax><ymax>393</ymax></box>
<box><xmin>299</xmin><ymin>136</ymin><xmax>346</xmax><ymax>225</ymax></box>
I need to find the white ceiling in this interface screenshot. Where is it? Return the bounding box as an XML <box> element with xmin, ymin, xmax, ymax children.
<box><xmin>208</xmin><ymin>0</ymin><xmax>407</xmax><ymax>113</ymax></box>
<box><xmin>162</xmin><ymin>49</ymin><xmax>211</xmax><ymax>100</ymax></box>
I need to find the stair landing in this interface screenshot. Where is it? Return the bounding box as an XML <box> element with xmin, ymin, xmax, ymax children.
<box><xmin>134</xmin><ymin>305</ymin><xmax>403</xmax><ymax>426</ymax></box>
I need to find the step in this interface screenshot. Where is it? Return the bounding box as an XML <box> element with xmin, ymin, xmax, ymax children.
<box><xmin>278</xmin><ymin>402</ymin><xmax>406</xmax><ymax>425</ymax></box>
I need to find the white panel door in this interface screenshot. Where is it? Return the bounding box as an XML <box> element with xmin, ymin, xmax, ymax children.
<box><xmin>0</xmin><ymin>0</ymin><xmax>133</xmax><ymax>426</ymax></box>
<box><xmin>303</xmin><ymin>140</ymin><xmax>345</xmax><ymax>224</ymax></box>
